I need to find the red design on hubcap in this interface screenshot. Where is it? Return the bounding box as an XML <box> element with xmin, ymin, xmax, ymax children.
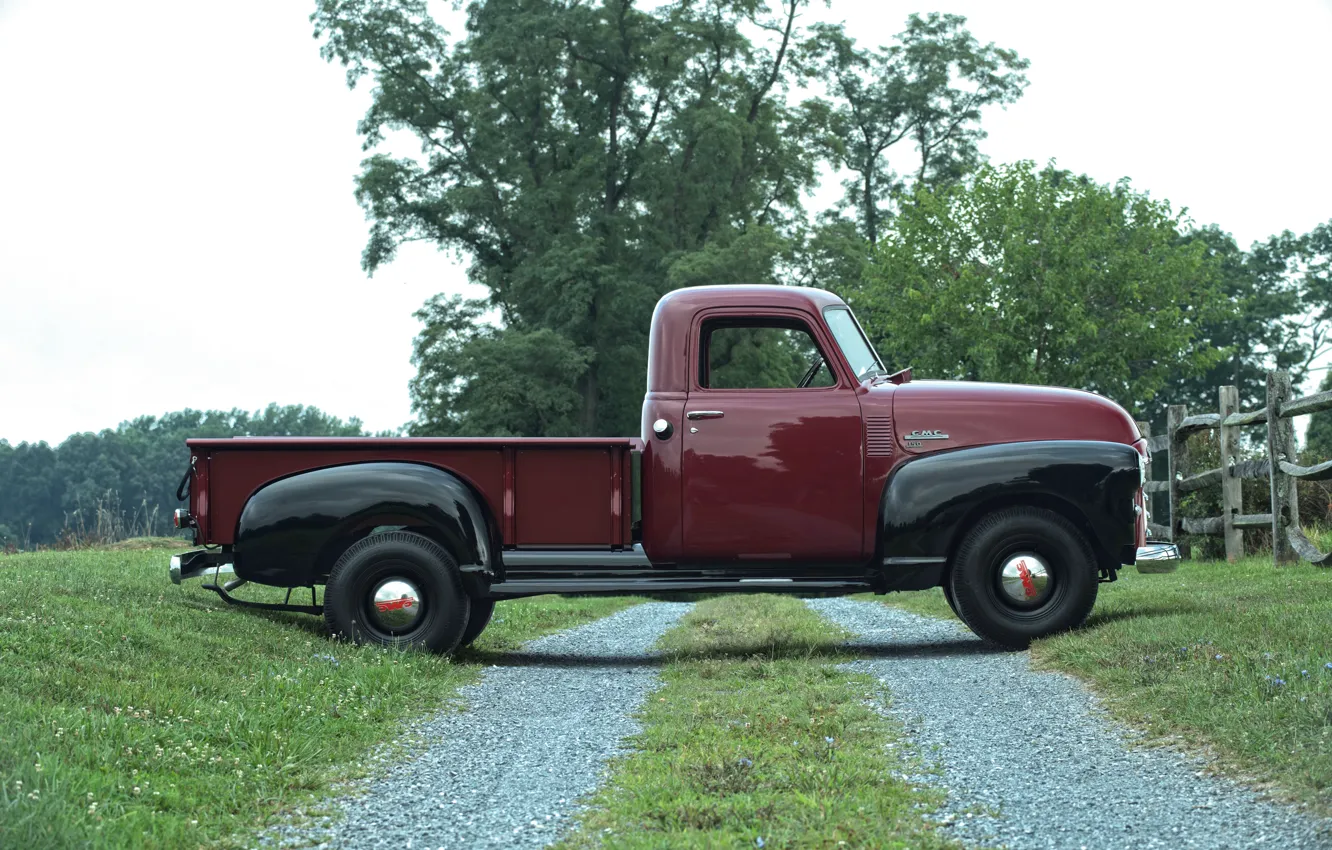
<box><xmin>1015</xmin><ymin>559</ymin><xmax>1037</xmax><ymax>598</ymax></box>
<box><xmin>376</xmin><ymin>597</ymin><xmax>415</xmax><ymax>613</ymax></box>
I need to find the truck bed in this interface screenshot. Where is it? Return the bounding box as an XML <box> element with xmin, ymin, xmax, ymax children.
<box><xmin>186</xmin><ymin>437</ymin><xmax>640</xmax><ymax>549</ymax></box>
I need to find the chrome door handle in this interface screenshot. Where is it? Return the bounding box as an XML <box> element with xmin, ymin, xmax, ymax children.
<box><xmin>687</xmin><ymin>410</ymin><xmax>724</xmax><ymax>420</ymax></box>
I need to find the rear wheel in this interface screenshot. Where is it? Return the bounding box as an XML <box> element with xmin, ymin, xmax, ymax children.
<box><xmin>948</xmin><ymin>507</ymin><xmax>1098</xmax><ymax>649</ymax></box>
<box><xmin>459</xmin><ymin>598</ymin><xmax>495</xmax><ymax>646</ymax></box>
<box><xmin>324</xmin><ymin>531</ymin><xmax>470</xmax><ymax>653</ymax></box>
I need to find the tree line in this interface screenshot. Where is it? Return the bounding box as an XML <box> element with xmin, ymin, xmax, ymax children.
<box><xmin>0</xmin><ymin>405</ymin><xmax>366</xmax><ymax>548</ymax></box>
<box><xmin>8</xmin><ymin>1</ymin><xmax>1331</xmax><ymax>544</ymax></box>
<box><xmin>311</xmin><ymin>0</ymin><xmax>1330</xmax><ymax>440</ymax></box>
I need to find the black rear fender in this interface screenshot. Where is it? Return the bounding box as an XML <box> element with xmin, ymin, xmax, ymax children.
<box><xmin>878</xmin><ymin>441</ymin><xmax>1141</xmax><ymax>585</ymax></box>
<box><xmin>234</xmin><ymin>462</ymin><xmax>497</xmax><ymax>587</ymax></box>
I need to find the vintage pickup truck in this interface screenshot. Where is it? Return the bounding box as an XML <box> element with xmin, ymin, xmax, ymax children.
<box><xmin>170</xmin><ymin>284</ymin><xmax>1175</xmax><ymax>651</ymax></box>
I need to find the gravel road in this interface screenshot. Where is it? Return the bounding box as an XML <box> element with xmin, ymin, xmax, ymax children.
<box><xmin>807</xmin><ymin>597</ymin><xmax>1332</xmax><ymax>850</ymax></box>
<box><xmin>264</xmin><ymin>601</ymin><xmax>690</xmax><ymax>850</ymax></box>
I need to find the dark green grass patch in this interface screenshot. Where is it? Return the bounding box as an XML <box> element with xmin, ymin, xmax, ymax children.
<box><xmin>556</xmin><ymin>595</ymin><xmax>958</xmax><ymax>850</ymax></box>
<box><xmin>0</xmin><ymin>548</ymin><xmax>639</xmax><ymax>849</ymax></box>
<box><xmin>879</xmin><ymin>558</ymin><xmax>1332</xmax><ymax>811</ymax></box>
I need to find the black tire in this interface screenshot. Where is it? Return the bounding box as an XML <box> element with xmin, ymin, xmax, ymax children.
<box><xmin>459</xmin><ymin>598</ymin><xmax>495</xmax><ymax>647</ymax></box>
<box><xmin>324</xmin><ymin>531</ymin><xmax>471</xmax><ymax>653</ymax></box>
<box><xmin>948</xmin><ymin>506</ymin><xmax>1098</xmax><ymax>649</ymax></box>
<box><xmin>941</xmin><ymin>582</ymin><xmax>961</xmax><ymax>619</ymax></box>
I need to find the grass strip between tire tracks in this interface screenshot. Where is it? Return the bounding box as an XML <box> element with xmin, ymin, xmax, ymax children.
<box><xmin>555</xmin><ymin>595</ymin><xmax>959</xmax><ymax>850</ymax></box>
<box><xmin>0</xmin><ymin>547</ymin><xmax>642</xmax><ymax>849</ymax></box>
<box><xmin>879</xmin><ymin>557</ymin><xmax>1332</xmax><ymax>813</ymax></box>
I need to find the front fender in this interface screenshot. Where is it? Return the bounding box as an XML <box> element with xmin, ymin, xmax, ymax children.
<box><xmin>879</xmin><ymin>440</ymin><xmax>1141</xmax><ymax>571</ymax></box>
<box><xmin>234</xmin><ymin>462</ymin><xmax>495</xmax><ymax>587</ymax></box>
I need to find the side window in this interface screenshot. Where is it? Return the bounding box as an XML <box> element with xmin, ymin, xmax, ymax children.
<box><xmin>700</xmin><ymin>318</ymin><xmax>837</xmax><ymax>389</ymax></box>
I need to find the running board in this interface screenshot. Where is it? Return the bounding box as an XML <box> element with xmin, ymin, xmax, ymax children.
<box><xmin>487</xmin><ymin>575</ymin><xmax>874</xmax><ymax>598</ymax></box>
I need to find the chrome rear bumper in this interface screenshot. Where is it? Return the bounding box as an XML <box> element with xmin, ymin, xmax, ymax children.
<box><xmin>169</xmin><ymin>550</ymin><xmax>234</xmax><ymax>585</ymax></box>
<box><xmin>1135</xmin><ymin>542</ymin><xmax>1181</xmax><ymax>574</ymax></box>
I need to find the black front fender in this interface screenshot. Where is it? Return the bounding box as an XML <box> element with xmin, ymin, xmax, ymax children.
<box><xmin>879</xmin><ymin>440</ymin><xmax>1141</xmax><ymax>577</ymax></box>
<box><xmin>234</xmin><ymin>462</ymin><xmax>495</xmax><ymax>587</ymax></box>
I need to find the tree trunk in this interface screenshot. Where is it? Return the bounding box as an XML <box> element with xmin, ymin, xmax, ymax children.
<box><xmin>580</xmin><ymin>364</ymin><xmax>599</xmax><ymax>435</ymax></box>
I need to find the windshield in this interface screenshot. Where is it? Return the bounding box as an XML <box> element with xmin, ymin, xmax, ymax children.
<box><xmin>823</xmin><ymin>306</ymin><xmax>885</xmax><ymax>381</ymax></box>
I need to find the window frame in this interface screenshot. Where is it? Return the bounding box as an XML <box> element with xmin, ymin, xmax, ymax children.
<box><xmin>689</xmin><ymin>307</ymin><xmax>852</xmax><ymax>393</ymax></box>
<box><xmin>821</xmin><ymin>305</ymin><xmax>885</xmax><ymax>383</ymax></box>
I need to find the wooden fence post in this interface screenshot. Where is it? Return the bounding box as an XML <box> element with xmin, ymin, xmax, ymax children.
<box><xmin>1218</xmin><ymin>385</ymin><xmax>1243</xmax><ymax>562</ymax></box>
<box><xmin>1166</xmin><ymin>404</ymin><xmax>1190</xmax><ymax>559</ymax></box>
<box><xmin>1266</xmin><ymin>370</ymin><xmax>1299</xmax><ymax>565</ymax></box>
<box><xmin>1136</xmin><ymin>420</ymin><xmax>1152</xmax><ymax>526</ymax></box>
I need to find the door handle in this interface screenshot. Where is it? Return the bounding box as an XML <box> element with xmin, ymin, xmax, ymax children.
<box><xmin>687</xmin><ymin>410</ymin><xmax>724</xmax><ymax>420</ymax></box>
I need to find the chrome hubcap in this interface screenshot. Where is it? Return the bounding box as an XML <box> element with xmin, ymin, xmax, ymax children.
<box><xmin>998</xmin><ymin>553</ymin><xmax>1051</xmax><ymax>606</ymax></box>
<box><xmin>368</xmin><ymin>578</ymin><xmax>423</xmax><ymax>631</ymax></box>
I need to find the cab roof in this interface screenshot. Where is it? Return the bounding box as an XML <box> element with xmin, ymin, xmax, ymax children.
<box><xmin>647</xmin><ymin>285</ymin><xmax>851</xmax><ymax>393</ymax></box>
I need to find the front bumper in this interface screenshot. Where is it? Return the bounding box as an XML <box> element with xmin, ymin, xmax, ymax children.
<box><xmin>169</xmin><ymin>549</ymin><xmax>233</xmax><ymax>584</ymax></box>
<box><xmin>1135</xmin><ymin>541</ymin><xmax>1181</xmax><ymax>574</ymax></box>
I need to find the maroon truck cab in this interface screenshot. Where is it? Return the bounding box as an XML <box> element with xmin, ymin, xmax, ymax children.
<box><xmin>170</xmin><ymin>285</ymin><xmax>1170</xmax><ymax>651</ymax></box>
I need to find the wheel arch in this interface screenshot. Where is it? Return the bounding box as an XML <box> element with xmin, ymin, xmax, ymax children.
<box><xmin>234</xmin><ymin>461</ymin><xmax>501</xmax><ymax>587</ymax></box>
<box><xmin>878</xmin><ymin>440</ymin><xmax>1141</xmax><ymax>584</ymax></box>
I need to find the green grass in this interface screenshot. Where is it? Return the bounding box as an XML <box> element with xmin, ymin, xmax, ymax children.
<box><xmin>880</xmin><ymin>558</ymin><xmax>1332</xmax><ymax>811</ymax></box>
<box><xmin>555</xmin><ymin>595</ymin><xmax>959</xmax><ymax>850</ymax></box>
<box><xmin>0</xmin><ymin>548</ymin><xmax>640</xmax><ymax>849</ymax></box>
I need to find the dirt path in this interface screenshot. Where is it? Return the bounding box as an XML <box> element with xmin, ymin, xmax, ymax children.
<box><xmin>263</xmin><ymin>602</ymin><xmax>690</xmax><ymax>850</ymax></box>
<box><xmin>807</xmin><ymin>597</ymin><xmax>1331</xmax><ymax>850</ymax></box>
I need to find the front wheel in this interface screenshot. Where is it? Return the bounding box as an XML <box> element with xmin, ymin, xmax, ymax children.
<box><xmin>459</xmin><ymin>598</ymin><xmax>495</xmax><ymax>646</ymax></box>
<box><xmin>948</xmin><ymin>507</ymin><xmax>1098</xmax><ymax>649</ymax></box>
<box><xmin>324</xmin><ymin>531</ymin><xmax>471</xmax><ymax>653</ymax></box>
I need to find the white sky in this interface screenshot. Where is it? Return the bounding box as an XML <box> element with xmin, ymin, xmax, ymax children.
<box><xmin>1</xmin><ymin>0</ymin><xmax>1329</xmax><ymax>445</ymax></box>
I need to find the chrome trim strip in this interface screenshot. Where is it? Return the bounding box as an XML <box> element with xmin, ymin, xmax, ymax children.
<box><xmin>882</xmin><ymin>556</ymin><xmax>948</xmax><ymax>566</ymax></box>
<box><xmin>503</xmin><ymin>547</ymin><xmax>652</xmax><ymax>569</ymax></box>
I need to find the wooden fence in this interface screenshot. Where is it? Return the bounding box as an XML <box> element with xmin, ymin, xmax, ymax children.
<box><xmin>1139</xmin><ymin>370</ymin><xmax>1332</xmax><ymax>566</ymax></box>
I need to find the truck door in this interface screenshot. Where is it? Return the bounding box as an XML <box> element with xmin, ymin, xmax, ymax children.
<box><xmin>681</xmin><ymin>310</ymin><xmax>864</xmax><ymax>562</ymax></box>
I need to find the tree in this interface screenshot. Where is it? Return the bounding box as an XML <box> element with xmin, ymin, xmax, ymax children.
<box><xmin>1304</xmin><ymin>370</ymin><xmax>1332</xmax><ymax>460</ymax></box>
<box><xmin>1160</xmin><ymin>226</ymin><xmax>1300</xmax><ymax>415</ymax></box>
<box><xmin>409</xmin><ymin>295</ymin><xmax>592</xmax><ymax>436</ymax></box>
<box><xmin>312</xmin><ymin>0</ymin><xmax>1028</xmax><ymax>436</ymax></box>
<box><xmin>806</xmin><ymin>14</ymin><xmax>1028</xmax><ymax>246</ymax></box>
<box><xmin>0</xmin><ymin>405</ymin><xmax>367</xmax><ymax>547</ymax></box>
<box><xmin>1162</xmin><ymin>218</ymin><xmax>1332</xmax><ymax>417</ymax></box>
<box><xmin>851</xmin><ymin>162</ymin><xmax>1224</xmax><ymax>414</ymax></box>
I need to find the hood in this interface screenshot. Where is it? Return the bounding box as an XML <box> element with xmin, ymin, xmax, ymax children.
<box><xmin>889</xmin><ymin>380</ymin><xmax>1140</xmax><ymax>455</ymax></box>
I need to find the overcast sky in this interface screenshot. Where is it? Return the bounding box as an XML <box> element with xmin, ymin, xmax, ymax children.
<box><xmin>2</xmin><ymin>0</ymin><xmax>1330</xmax><ymax>445</ymax></box>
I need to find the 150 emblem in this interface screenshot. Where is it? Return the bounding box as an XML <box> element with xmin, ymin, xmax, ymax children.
<box><xmin>906</xmin><ymin>429</ymin><xmax>949</xmax><ymax>448</ymax></box>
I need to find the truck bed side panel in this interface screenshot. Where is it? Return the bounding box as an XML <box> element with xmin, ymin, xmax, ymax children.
<box><xmin>515</xmin><ymin>449</ymin><xmax>621</xmax><ymax>547</ymax></box>
<box><xmin>189</xmin><ymin>438</ymin><xmax>639</xmax><ymax>550</ymax></box>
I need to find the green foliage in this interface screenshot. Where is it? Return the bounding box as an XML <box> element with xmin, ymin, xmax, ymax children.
<box><xmin>806</xmin><ymin>14</ymin><xmax>1028</xmax><ymax>245</ymax></box>
<box><xmin>409</xmin><ymin>295</ymin><xmax>592</xmax><ymax>436</ymax></box>
<box><xmin>1163</xmin><ymin>220</ymin><xmax>1332</xmax><ymax>419</ymax></box>
<box><xmin>0</xmin><ymin>405</ymin><xmax>365</xmax><ymax>548</ymax></box>
<box><xmin>852</xmin><ymin>162</ymin><xmax>1224</xmax><ymax>414</ymax></box>
<box><xmin>1306</xmin><ymin>370</ymin><xmax>1332</xmax><ymax>462</ymax></box>
<box><xmin>312</xmin><ymin>0</ymin><xmax>1027</xmax><ymax>436</ymax></box>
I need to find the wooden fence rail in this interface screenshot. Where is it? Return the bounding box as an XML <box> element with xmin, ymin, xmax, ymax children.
<box><xmin>1140</xmin><ymin>369</ymin><xmax>1332</xmax><ymax>567</ymax></box>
